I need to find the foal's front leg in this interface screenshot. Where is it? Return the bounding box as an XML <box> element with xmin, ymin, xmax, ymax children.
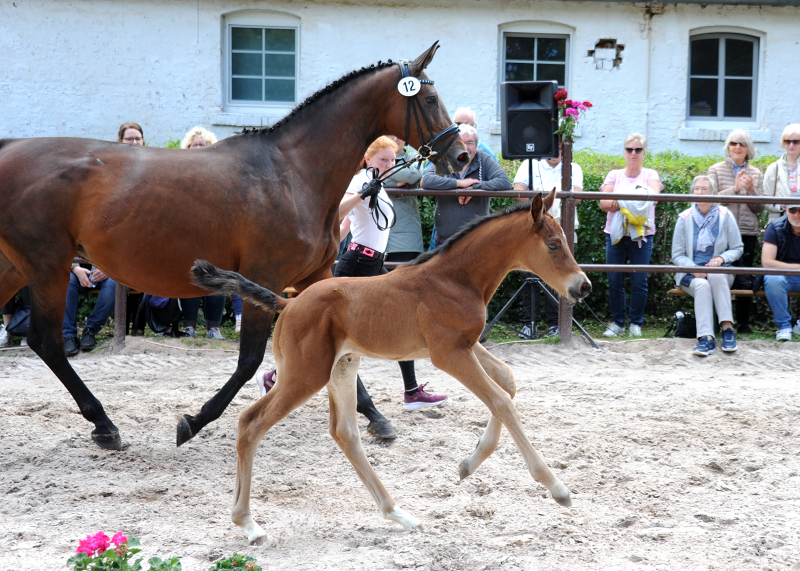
<box><xmin>327</xmin><ymin>355</ymin><xmax>424</xmax><ymax>531</ymax></box>
<box><xmin>432</xmin><ymin>348</ymin><xmax>571</xmax><ymax>507</ymax></box>
<box><xmin>459</xmin><ymin>343</ymin><xmax>516</xmax><ymax>480</ymax></box>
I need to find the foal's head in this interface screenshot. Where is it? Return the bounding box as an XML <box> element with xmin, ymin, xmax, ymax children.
<box><xmin>520</xmin><ymin>190</ymin><xmax>592</xmax><ymax>304</ymax></box>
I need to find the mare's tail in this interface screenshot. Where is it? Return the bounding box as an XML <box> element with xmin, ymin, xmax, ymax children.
<box><xmin>190</xmin><ymin>260</ymin><xmax>291</xmax><ymax>312</ymax></box>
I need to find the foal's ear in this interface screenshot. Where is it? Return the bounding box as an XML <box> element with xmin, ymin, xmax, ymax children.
<box><xmin>410</xmin><ymin>41</ymin><xmax>440</xmax><ymax>74</ymax></box>
<box><xmin>543</xmin><ymin>187</ymin><xmax>556</xmax><ymax>212</ymax></box>
<box><xmin>530</xmin><ymin>192</ymin><xmax>546</xmax><ymax>226</ymax></box>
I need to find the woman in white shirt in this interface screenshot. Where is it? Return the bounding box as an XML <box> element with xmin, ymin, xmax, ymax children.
<box><xmin>336</xmin><ymin>136</ymin><xmax>447</xmax><ymax>439</ymax></box>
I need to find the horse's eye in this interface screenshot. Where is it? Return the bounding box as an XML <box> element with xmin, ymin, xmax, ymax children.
<box><xmin>426</xmin><ymin>95</ymin><xmax>437</xmax><ymax>104</ymax></box>
<box><xmin>548</xmin><ymin>243</ymin><xmax>558</xmax><ymax>251</ymax></box>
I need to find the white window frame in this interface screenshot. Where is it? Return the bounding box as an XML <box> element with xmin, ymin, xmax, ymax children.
<box><xmin>501</xmin><ymin>31</ymin><xmax>570</xmax><ymax>90</ymax></box>
<box><xmin>687</xmin><ymin>31</ymin><xmax>759</xmax><ymax>122</ymax></box>
<box><xmin>222</xmin><ymin>10</ymin><xmax>300</xmax><ymax>114</ymax></box>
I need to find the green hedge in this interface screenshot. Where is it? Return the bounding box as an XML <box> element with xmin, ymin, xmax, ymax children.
<box><xmin>424</xmin><ymin>150</ymin><xmax>780</xmax><ymax>325</ymax></box>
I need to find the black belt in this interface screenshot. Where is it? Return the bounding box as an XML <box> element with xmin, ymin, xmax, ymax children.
<box><xmin>348</xmin><ymin>242</ymin><xmax>386</xmax><ymax>260</ymax></box>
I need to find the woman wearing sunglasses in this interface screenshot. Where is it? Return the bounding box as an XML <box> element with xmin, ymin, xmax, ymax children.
<box><xmin>707</xmin><ymin>129</ymin><xmax>764</xmax><ymax>333</ymax></box>
<box><xmin>599</xmin><ymin>133</ymin><xmax>663</xmax><ymax>337</ymax></box>
<box><xmin>764</xmin><ymin>124</ymin><xmax>800</xmax><ymax>224</ymax></box>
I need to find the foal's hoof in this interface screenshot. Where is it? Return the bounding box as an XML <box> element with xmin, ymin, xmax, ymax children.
<box><xmin>176</xmin><ymin>415</ymin><xmax>196</xmax><ymax>447</ymax></box>
<box><xmin>91</xmin><ymin>429</ymin><xmax>122</xmax><ymax>451</ymax></box>
<box><xmin>552</xmin><ymin>484</ymin><xmax>572</xmax><ymax>508</ymax></box>
<box><xmin>367</xmin><ymin>419</ymin><xmax>397</xmax><ymax>440</ymax></box>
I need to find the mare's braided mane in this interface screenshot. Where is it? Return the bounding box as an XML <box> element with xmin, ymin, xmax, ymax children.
<box><xmin>238</xmin><ymin>60</ymin><xmax>396</xmax><ymax>136</ymax></box>
<box><xmin>409</xmin><ymin>201</ymin><xmax>532</xmax><ymax>267</ymax></box>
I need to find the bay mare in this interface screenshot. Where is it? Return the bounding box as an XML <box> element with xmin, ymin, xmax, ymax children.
<box><xmin>0</xmin><ymin>43</ymin><xmax>467</xmax><ymax>451</ymax></box>
<box><xmin>190</xmin><ymin>191</ymin><xmax>593</xmax><ymax>543</ymax></box>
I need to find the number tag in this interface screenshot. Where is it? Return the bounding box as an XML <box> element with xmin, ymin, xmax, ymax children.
<box><xmin>397</xmin><ymin>77</ymin><xmax>421</xmax><ymax>97</ymax></box>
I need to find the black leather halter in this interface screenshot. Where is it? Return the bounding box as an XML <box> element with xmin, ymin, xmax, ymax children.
<box><xmin>397</xmin><ymin>59</ymin><xmax>460</xmax><ymax>169</ymax></box>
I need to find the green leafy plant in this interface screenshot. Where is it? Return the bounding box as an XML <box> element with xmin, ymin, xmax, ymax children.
<box><xmin>209</xmin><ymin>553</ymin><xmax>262</xmax><ymax>571</ymax></box>
<box><xmin>67</xmin><ymin>532</ymin><xmax>181</xmax><ymax>571</ymax></box>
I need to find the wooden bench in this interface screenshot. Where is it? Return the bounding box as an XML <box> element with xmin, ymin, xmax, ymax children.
<box><xmin>667</xmin><ymin>288</ymin><xmax>800</xmax><ymax>298</ymax></box>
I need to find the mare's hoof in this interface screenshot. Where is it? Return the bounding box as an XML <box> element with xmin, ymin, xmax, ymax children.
<box><xmin>367</xmin><ymin>419</ymin><xmax>397</xmax><ymax>440</ymax></box>
<box><xmin>176</xmin><ymin>415</ymin><xmax>196</xmax><ymax>447</ymax></box>
<box><xmin>91</xmin><ymin>430</ymin><xmax>122</xmax><ymax>451</ymax></box>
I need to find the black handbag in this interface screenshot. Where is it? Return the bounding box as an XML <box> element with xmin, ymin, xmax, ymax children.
<box><xmin>6</xmin><ymin>305</ymin><xmax>30</xmax><ymax>337</ymax></box>
<box><xmin>665</xmin><ymin>310</ymin><xmax>697</xmax><ymax>339</ymax></box>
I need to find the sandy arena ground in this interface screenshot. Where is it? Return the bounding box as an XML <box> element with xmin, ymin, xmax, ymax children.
<box><xmin>1</xmin><ymin>336</ymin><xmax>799</xmax><ymax>571</ymax></box>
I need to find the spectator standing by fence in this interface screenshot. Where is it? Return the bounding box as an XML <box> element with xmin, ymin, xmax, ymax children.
<box><xmin>599</xmin><ymin>133</ymin><xmax>663</xmax><ymax>337</ymax></box>
<box><xmin>512</xmin><ymin>144</ymin><xmax>583</xmax><ymax>338</ymax></box>
<box><xmin>178</xmin><ymin>127</ymin><xmax>228</xmax><ymax>339</ymax></box>
<box><xmin>764</xmin><ymin>124</ymin><xmax>800</xmax><ymax>224</ymax></box>
<box><xmin>422</xmin><ymin>124</ymin><xmax>511</xmax><ymax>249</ymax></box>
<box><xmin>707</xmin><ymin>129</ymin><xmax>764</xmax><ymax>334</ymax></box>
<box><xmin>384</xmin><ymin>136</ymin><xmax>425</xmax><ymax>263</ymax></box>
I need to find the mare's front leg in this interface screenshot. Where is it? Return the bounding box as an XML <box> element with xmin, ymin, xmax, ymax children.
<box><xmin>431</xmin><ymin>347</ymin><xmax>571</xmax><ymax>508</ymax></box>
<box><xmin>177</xmin><ymin>304</ymin><xmax>273</xmax><ymax>446</ymax></box>
<box><xmin>25</xmin><ymin>275</ymin><xmax>122</xmax><ymax>449</ymax></box>
<box><xmin>327</xmin><ymin>355</ymin><xmax>424</xmax><ymax>531</ymax></box>
<box><xmin>459</xmin><ymin>343</ymin><xmax>516</xmax><ymax>480</ymax></box>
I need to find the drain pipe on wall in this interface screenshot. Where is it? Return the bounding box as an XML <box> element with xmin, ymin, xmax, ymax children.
<box><xmin>642</xmin><ymin>4</ymin><xmax>667</xmax><ymax>142</ymax></box>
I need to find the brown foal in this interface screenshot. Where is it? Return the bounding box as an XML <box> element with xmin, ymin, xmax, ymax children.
<box><xmin>191</xmin><ymin>190</ymin><xmax>592</xmax><ymax>543</ymax></box>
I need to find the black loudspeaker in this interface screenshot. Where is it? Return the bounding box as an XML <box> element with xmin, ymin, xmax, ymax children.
<box><xmin>501</xmin><ymin>81</ymin><xmax>559</xmax><ymax>159</ymax></box>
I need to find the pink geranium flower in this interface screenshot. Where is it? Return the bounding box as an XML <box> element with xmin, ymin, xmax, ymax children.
<box><xmin>89</xmin><ymin>531</ymin><xmax>110</xmax><ymax>554</ymax></box>
<box><xmin>75</xmin><ymin>537</ymin><xmax>94</xmax><ymax>556</ymax></box>
<box><xmin>565</xmin><ymin>108</ymin><xmax>579</xmax><ymax>117</ymax></box>
<box><xmin>111</xmin><ymin>532</ymin><xmax>127</xmax><ymax>547</ymax></box>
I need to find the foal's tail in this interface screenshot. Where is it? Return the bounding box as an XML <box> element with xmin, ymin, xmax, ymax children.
<box><xmin>190</xmin><ymin>260</ymin><xmax>291</xmax><ymax>312</ymax></box>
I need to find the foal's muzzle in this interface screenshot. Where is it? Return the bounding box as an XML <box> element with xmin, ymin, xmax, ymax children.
<box><xmin>567</xmin><ymin>277</ymin><xmax>592</xmax><ymax>303</ymax></box>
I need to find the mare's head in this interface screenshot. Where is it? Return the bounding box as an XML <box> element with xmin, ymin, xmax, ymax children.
<box><xmin>385</xmin><ymin>42</ymin><xmax>468</xmax><ymax>175</ymax></box>
<box><xmin>520</xmin><ymin>190</ymin><xmax>591</xmax><ymax>304</ymax></box>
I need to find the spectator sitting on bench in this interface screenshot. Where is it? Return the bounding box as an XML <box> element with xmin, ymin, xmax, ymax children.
<box><xmin>762</xmin><ymin>203</ymin><xmax>800</xmax><ymax>341</ymax></box>
<box><xmin>671</xmin><ymin>175</ymin><xmax>743</xmax><ymax>356</ymax></box>
<box><xmin>63</xmin><ymin>264</ymin><xmax>117</xmax><ymax>356</ymax></box>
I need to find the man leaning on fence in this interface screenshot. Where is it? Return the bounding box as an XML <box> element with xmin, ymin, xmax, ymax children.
<box><xmin>762</xmin><ymin>204</ymin><xmax>800</xmax><ymax>341</ymax></box>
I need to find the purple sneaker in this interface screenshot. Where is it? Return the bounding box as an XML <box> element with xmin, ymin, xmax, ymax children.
<box><xmin>257</xmin><ymin>369</ymin><xmax>276</xmax><ymax>396</ymax></box>
<box><xmin>403</xmin><ymin>383</ymin><xmax>447</xmax><ymax>411</ymax></box>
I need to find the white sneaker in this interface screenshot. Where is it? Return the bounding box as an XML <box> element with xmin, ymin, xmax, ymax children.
<box><xmin>20</xmin><ymin>338</ymin><xmax>28</xmax><ymax>347</ymax></box>
<box><xmin>776</xmin><ymin>328</ymin><xmax>793</xmax><ymax>341</ymax></box>
<box><xmin>207</xmin><ymin>327</ymin><xmax>225</xmax><ymax>340</ymax></box>
<box><xmin>793</xmin><ymin>319</ymin><xmax>800</xmax><ymax>336</ymax></box>
<box><xmin>0</xmin><ymin>324</ymin><xmax>8</xmax><ymax>348</ymax></box>
<box><xmin>603</xmin><ymin>323</ymin><xmax>625</xmax><ymax>337</ymax></box>
<box><xmin>629</xmin><ymin>324</ymin><xmax>642</xmax><ymax>337</ymax></box>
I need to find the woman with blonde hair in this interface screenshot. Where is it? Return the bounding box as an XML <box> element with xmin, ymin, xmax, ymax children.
<box><xmin>599</xmin><ymin>133</ymin><xmax>663</xmax><ymax>337</ymax></box>
<box><xmin>764</xmin><ymin>124</ymin><xmax>800</xmax><ymax>223</ymax></box>
<box><xmin>707</xmin><ymin>128</ymin><xmax>764</xmax><ymax>333</ymax></box>
<box><xmin>258</xmin><ymin>136</ymin><xmax>446</xmax><ymax>439</ymax></box>
<box><xmin>179</xmin><ymin>126</ymin><xmax>227</xmax><ymax>338</ymax></box>
<box><xmin>180</xmin><ymin>126</ymin><xmax>217</xmax><ymax>149</ymax></box>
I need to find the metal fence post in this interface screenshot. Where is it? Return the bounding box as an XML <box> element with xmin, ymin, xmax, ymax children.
<box><xmin>114</xmin><ymin>285</ymin><xmax>127</xmax><ymax>352</ymax></box>
<box><xmin>558</xmin><ymin>139</ymin><xmax>575</xmax><ymax>345</ymax></box>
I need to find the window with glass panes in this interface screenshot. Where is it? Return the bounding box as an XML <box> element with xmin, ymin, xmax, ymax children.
<box><xmin>230</xmin><ymin>26</ymin><xmax>296</xmax><ymax>103</ymax></box>
<box><xmin>688</xmin><ymin>34</ymin><xmax>758</xmax><ymax>120</ymax></box>
<box><xmin>504</xmin><ymin>35</ymin><xmax>568</xmax><ymax>88</ymax></box>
